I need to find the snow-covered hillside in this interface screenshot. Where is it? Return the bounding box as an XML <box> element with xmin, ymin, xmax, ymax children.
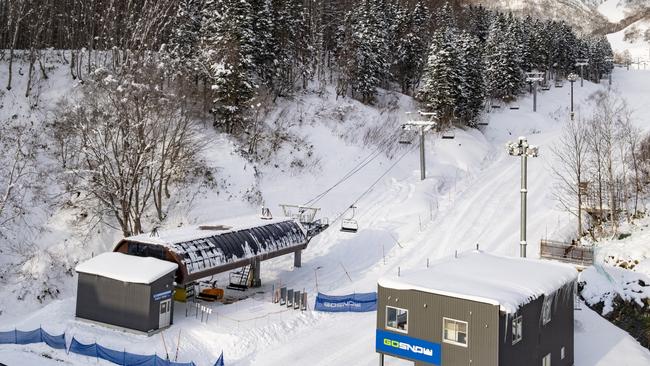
<box><xmin>2</xmin><ymin>61</ymin><xmax>650</xmax><ymax>365</ymax></box>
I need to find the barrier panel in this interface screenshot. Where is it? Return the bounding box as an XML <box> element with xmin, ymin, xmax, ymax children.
<box><xmin>0</xmin><ymin>327</ymin><xmax>222</xmax><ymax>366</ymax></box>
<box><xmin>314</xmin><ymin>292</ymin><xmax>377</xmax><ymax>312</ymax></box>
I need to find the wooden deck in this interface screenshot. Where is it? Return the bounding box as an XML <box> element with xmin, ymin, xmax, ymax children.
<box><xmin>540</xmin><ymin>239</ymin><xmax>594</xmax><ymax>267</ymax></box>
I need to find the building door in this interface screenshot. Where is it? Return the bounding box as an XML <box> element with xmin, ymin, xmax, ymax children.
<box><xmin>159</xmin><ymin>299</ymin><xmax>171</xmax><ymax>328</ymax></box>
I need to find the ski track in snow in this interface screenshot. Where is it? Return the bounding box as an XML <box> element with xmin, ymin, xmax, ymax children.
<box><xmin>2</xmin><ymin>69</ymin><xmax>650</xmax><ymax>365</ymax></box>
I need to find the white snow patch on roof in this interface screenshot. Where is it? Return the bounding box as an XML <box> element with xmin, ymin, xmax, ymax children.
<box><xmin>378</xmin><ymin>251</ymin><xmax>578</xmax><ymax>313</ymax></box>
<box><xmin>124</xmin><ymin>215</ymin><xmax>298</xmax><ymax>245</ymax></box>
<box><xmin>75</xmin><ymin>252</ymin><xmax>178</xmax><ymax>284</ymax></box>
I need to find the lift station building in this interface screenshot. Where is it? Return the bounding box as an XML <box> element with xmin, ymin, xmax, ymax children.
<box><xmin>113</xmin><ymin>216</ymin><xmax>312</xmax><ymax>289</ymax></box>
<box><xmin>376</xmin><ymin>251</ymin><xmax>578</xmax><ymax>366</ymax></box>
<box><xmin>75</xmin><ymin>252</ymin><xmax>178</xmax><ymax>334</ymax></box>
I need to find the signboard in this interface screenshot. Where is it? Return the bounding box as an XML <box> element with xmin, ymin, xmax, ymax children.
<box><xmin>314</xmin><ymin>292</ymin><xmax>377</xmax><ymax>312</ymax></box>
<box><xmin>152</xmin><ymin>290</ymin><xmax>172</xmax><ymax>301</ymax></box>
<box><xmin>376</xmin><ymin>329</ymin><xmax>441</xmax><ymax>365</ymax></box>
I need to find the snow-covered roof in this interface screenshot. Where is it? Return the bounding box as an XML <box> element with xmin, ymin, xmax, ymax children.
<box><xmin>76</xmin><ymin>252</ymin><xmax>178</xmax><ymax>284</ymax></box>
<box><xmin>125</xmin><ymin>216</ymin><xmax>296</xmax><ymax>245</ymax></box>
<box><xmin>378</xmin><ymin>251</ymin><xmax>578</xmax><ymax>313</ymax></box>
<box><xmin>116</xmin><ymin>216</ymin><xmax>307</xmax><ymax>281</ymax></box>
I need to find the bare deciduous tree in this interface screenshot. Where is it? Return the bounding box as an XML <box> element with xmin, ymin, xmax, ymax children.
<box><xmin>552</xmin><ymin>116</ymin><xmax>589</xmax><ymax>241</ymax></box>
<box><xmin>53</xmin><ymin>64</ymin><xmax>204</xmax><ymax>237</ymax></box>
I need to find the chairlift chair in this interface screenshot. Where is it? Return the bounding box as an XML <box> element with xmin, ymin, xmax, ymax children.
<box><xmin>340</xmin><ymin>205</ymin><xmax>359</xmax><ymax>233</ymax></box>
<box><xmin>509</xmin><ymin>105</ymin><xmax>520</xmax><ymax>110</ymax></box>
<box><xmin>442</xmin><ymin>131</ymin><xmax>456</xmax><ymax>139</ymax></box>
<box><xmin>398</xmin><ymin>128</ymin><xmax>412</xmax><ymax>145</ymax></box>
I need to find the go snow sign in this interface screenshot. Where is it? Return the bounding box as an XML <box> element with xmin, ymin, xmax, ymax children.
<box><xmin>376</xmin><ymin>329</ymin><xmax>441</xmax><ymax>365</ymax></box>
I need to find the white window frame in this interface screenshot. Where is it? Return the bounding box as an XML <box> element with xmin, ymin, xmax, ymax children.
<box><xmin>561</xmin><ymin>347</ymin><xmax>565</xmax><ymax>360</ymax></box>
<box><xmin>512</xmin><ymin>315</ymin><xmax>523</xmax><ymax>345</ymax></box>
<box><xmin>385</xmin><ymin>306</ymin><xmax>408</xmax><ymax>333</ymax></box>
<box><xmin>542</xmin><ymin>295</ymin><xmax>553</xmax><ymax>325</ymax></box>
<box><xmin>542</xmin><ymin>353</ymin><xmax>551</xmax><ymax>366</ymax></box>
<box><xmin>442</xmin><ymin>317</ymin><xmax>468</xmax><ymax>347</ymax></box>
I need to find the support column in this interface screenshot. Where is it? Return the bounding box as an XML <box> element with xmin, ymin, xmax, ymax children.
<box><xmin>379</xmin><ymin>353</ymin><xmax>384</xmax><ymax>366</ymax></box>
<box><xmin>419</xmin><ymin>126</ymin><xmax>425</xmax><ymax>181</ymax></box>
<box><xmin>251</xmin><ymin>257</ymin><xmax>261</xmax><ymax>287</ymax></box>
<box><xmin>520</xmin><ymin>153</ymin><xmax>528</xmax><ymax>258</ymax></box>
<box><xmin>294</xmin><ymin>250</ymin><xmax>302</xmax><ymax>268</ymax></box>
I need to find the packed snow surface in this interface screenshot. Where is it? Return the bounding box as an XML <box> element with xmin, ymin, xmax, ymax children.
<box><xmin>379</xmin><ymin>250</ymin><xmax>578</xmax><ymax>313</ymax></box>
<box><xmin>75</xmin><ymin>252</ymin><xmax>177</xmax><ymax>284</ymax></box>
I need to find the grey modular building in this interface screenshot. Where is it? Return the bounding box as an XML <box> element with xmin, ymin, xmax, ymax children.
<box><xmin>75</xmin><ymin>252</ymin><xmax>178</xmax><ymax>334</ymax></box>
<box><xmin>376</xmin><ymin>251</ymin><xmax>578</xmax><ymax>366</ymax></box>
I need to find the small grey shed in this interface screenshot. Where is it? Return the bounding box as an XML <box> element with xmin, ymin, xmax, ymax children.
<box><xmin>75</xmin><ymin>252</ymin><xmax>178</xmax><ymax>334</ymax></box>
<box><xmin>376</xmin><ymin>251</ymin><xmax>578</xmax><ymax>366</ymax></box>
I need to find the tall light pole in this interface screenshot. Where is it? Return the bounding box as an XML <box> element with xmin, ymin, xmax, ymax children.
<box><xmin>567</xmin><ymin>73</ymin><xmax>578</xmax><ymax>121</ymax></box>
<box><xmin>575</xmin><ymin>58</ymin><xmax>589</xmax><ymax>87</ymax></box>
<box><xmin>525</xmin><ymin>71</ymin><xmax>544</xmax><ymax>112</ymax></box>
<box><xmin>506</xmin><ymin>137</ymin><xmax>539</xmax><ymax>258</ymax></box>
<box><xmin>403</xmin><ymin>111</ymin><xmax>437</xmax><ymax>181</ymax></box>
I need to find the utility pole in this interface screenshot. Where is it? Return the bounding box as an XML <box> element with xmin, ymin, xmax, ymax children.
<box><xmin>403</xmin><ymin>112</ymin><xmax>437</xmax><ymax>181</ymax></box>
<box><xmin>525</xmin><ymin>71</ymin><xmax>544</xmax><ymax>112</ymax></box>
<box><xmin>567</xmin><ymin>73</ymin><xmax>578</xmax><ymax>121</ymax></box>
<box><xmin>506</xmin><ymin>137</ymin><xmax>539</xmax><ymax>258</ymax></box>
<box><xmin>575</xmin><ymin>59</ymin><xmax>589</xmax><ymax>87</ymax></box>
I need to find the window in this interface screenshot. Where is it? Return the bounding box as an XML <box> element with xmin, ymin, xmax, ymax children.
<box><xmin>443</xmin><ymin>318</ymin><xmax>468</xmax><ymax>347</ymax></box>
<box><xmin>386</xmin><ymin>306</ymin><xmax>408</xmax><ymax>333</ymax></box>
<box><xmin>512</xmin><ymin>315</ymin><xmax>523</xmax><ymax>345</ymax></box>
<box><xmin>542</xmin><ymin>295</ymin><xmax>553</xmax><ymax>325</ymax></box>
<box><xmin>561</xmin><ymin>347</ymin><xmax>565</xmax><ymax>360</ymax></box>
<box><xmin>542</xmin><ymin>353</ymin><xmax>551</xmax><ymax>366</ymax></box>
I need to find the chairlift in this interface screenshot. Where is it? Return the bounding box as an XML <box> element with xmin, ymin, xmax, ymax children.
<box><xmin>477</xmin><ymin>121</ymin><xmax>489</xmax><ymax>126</ymax></box>
<box><xmin>260</xmin><ymin>206</ymin><xmax>273</xmax><ymax>220</ymax></box>
<box><xmin>398</xmin><ymin>128</ymin><xmax>413</xmax><ymax>144</ymax></box>
<box><xmin>554</xmin><ymin>79</ymin><xmax>564</xmax><ymax>88</ymax></box>
<box><xmin>340</xmin><ymin>205</ymin><xmax>358</xmax><ymax>233</ymax></box>
<box><xmin>441</xmin><ymin>131</ymin><xmax>456</xmax><ymax>139</ymax></box>
<box><xmin>509</xmin><ymin>105</ymin><xmax>520</xmax><ymax>110</ymax></box>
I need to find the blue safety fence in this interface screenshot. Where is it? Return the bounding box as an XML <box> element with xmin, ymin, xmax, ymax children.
<box><xmin>314</xmin><ymin>292</ymin><xmax>377</xmax><ymax>312</ymax></box>
<box><xmin>0</xmin><ymin>327</ymin><xmax>223</xmax><ymax>366</ymax></box>
<box><xmin>0</xmin><ymin>328</ymin><xmax>66</xmax><ymax>349</ymax></box>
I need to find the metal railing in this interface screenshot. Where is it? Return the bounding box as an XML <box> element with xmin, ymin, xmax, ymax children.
<box><xmin>540</xmin><ymin>239</ymin><xmax>594</xmax><ymax>266</ymax></box>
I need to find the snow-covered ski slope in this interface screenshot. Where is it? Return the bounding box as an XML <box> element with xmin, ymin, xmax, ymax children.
<box><xmin>3</xmin><ymin>69</ymin><xmax>650</xmax><ymax>365</ymax></box>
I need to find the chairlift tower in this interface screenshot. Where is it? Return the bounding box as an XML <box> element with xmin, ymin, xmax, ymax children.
<box><xmin>567</xmin><ymin>73</ymin><xmax>579</xmax><ymax>121</ymax></box>
<box><xmin>575</xmin><ymin>59</ymin><xmax>589</xmax><ymax>87</ymax></box>
<box><xmin>403</xmin><ymin>111</ymin><xmax>438</xmax><ymax>181</ymax></box>
<box><xmin>525</xmin><ymin>71</ymin><xmax>544</xmax><ymax>112</ymax></box>
<box><xmin>506</xmin><ymin>137</ymin><xmax>539</xmax><ymax>258</ymax></box>
<box><xmin>605</xmin><ymin>56</ymin><xmax>614</xmax><ymax>88</ymax></box>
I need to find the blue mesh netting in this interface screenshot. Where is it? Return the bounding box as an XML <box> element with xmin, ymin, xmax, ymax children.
<box><xmin>1</xmin><ymin>329</ymin><xmax>209</xmax><ymax>366</ymax></box>
<box><xmin>42</xmin><ymin>330</ymin><xmax>66</xmax><ymax>349</ymax></box>
<box><xmin>69</xmin><ymin>337</ymin><xmax>98</xmax><ymax>358</ymax></box>
<box><xmin>15</xmin><ymin>329</ymin><xmax>42</xmax><ymax>345</ymax></box>
<box><xmin>0</xmin><ymin>330</ymin><xmax>16</xmax><ymax>344</ymax></box>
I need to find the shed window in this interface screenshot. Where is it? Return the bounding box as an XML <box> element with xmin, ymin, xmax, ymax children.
<box><xmin>561</xmin><ymin>347</ymin><xmax>565</xmax><ymax>359</ymax></box>
<box><xmin>542</xmin><ymin>353</ymin><xmax>551</xmax><ymax>366</ymax></box>
<box><xmin>443</xmin><ymin>318</ymin><xmax>468</xmax><ymax>347</ymax></box>
<box><xmin>386</xmin><ymin>306</ymin><xmax>408</xmax><ymax>333</ymax></box>
<box><xmin>542</xmin><ymin>295</ymin><xmax>553</xmax><ymax>325</ymax></box>
<box><xmin>512</xmin><ymin>315</ymin><xmax>523</xmax><ymax>344</ymax></box>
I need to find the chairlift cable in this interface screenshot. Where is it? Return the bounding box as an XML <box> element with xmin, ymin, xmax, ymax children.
<box><xmin>302</xmin><ymin>127</ymin><xmax>408</xmax><ymax>207</ymax></box>
<box><xmin>326</xmin><ymin>143</ymin><xmax>419</xmax><ymax>229</ymax></box>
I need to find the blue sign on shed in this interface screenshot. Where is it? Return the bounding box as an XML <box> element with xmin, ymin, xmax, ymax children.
<box><xmin>376</xmin><ymin>329</ymin><xmax>441</xmax><ymax>365</ymax></box>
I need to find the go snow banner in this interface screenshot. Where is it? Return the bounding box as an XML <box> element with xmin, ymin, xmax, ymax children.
<box><xmin>314</xmin><ymin>292</ymin><xmax>377</xmax><ymax>312</ymax></box>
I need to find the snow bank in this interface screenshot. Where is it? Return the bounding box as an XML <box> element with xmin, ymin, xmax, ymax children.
<box><xmin>378</xmin><ymin>251</ymin><xmax>578</xmax><ymax>313</ymax></box>
<box><xmin>75</xmin><ymin>252</ymin><xmax>177</xmax><ymax>284</ymax></box>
